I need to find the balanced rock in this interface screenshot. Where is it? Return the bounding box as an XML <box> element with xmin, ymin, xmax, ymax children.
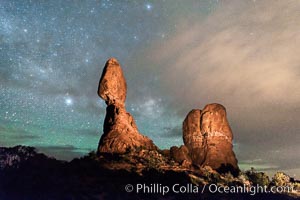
<box><xmin>97</xmin><ymin>58</ymin><xmax>157</xmax><ymax>154</ymax></box>
<box><xmin>98</xmin><ymin>58</ymin><xmax>127</xmax><ymax>106</ymax></box>
<box><xmin>183</xmin><ymin>103</ymin><xmax>239</xmax><ymax>173</ymax></box>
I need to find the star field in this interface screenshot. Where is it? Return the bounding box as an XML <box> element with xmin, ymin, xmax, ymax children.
<box><xmin>0</xmin><ymin>0</ymin><xmax>194</xmax><ymax>159</ymax></box>
<box><xmin>1</xmin><ymin>0</ymin><xmax>299</xmax><ymax>177</ymax></box>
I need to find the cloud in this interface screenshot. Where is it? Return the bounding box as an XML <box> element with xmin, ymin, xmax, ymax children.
<box><xmin>151</xmin><ymin>0</ymin><xmax>300</xmax><ymax>108</ymax></box>
<box><xmin>36</xmin><ymin>145</ymin><xmax>93</xmax><ymax>161</ymax></box>
<box><xmin>143</xmin><ymin>0</ymin><xmax>300</xmax><ymax>174</ymax></box>
<box><xmin>0</xmin><ymin>125</ymin><xmax>40</xmax><ymax>139</ymax></box>
<box><xmin>161</xmin><ymin>126</ymin><xmax>182</xmax><ymax>138</ymax></box>
<box><xmin>72</xmin><ymin>128</ymin><xmax>100</xmax><ymax>136</ymax></box>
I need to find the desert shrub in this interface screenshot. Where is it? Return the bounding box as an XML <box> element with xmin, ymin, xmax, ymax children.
<box><xmin>238</xmin><ymin>171</ymin><xmax>249</xmax><ymax>181</ymax></box>
<box><xmin>237</xmin><ymin>172</ymin><xmax>251</xmax><ymax>185</ymax></box>
<box><xmin>222</xmin><ymin>172</ymin><xmax>234</xmax><ymax>183</ymax></box>
<box><xmin>201</xmin><ymin>166</ymin><xmax>221</xmax><ymax>183</ymax></box>
<box><xmin>245</xmin><ymin>169</ymin><xmax>270</xmax><ymax>186</ymax></box>
<box><xmin>292</xmin><ymin>181</ymin><xmax>300</xmax><ymax>191</ymax></box>
<box><xmin>87</xmin><ymin>151</ymin><xmax>97</xmax><ymax>159</ymax></box>
<box><xmin>271</xmin><ymin>172</ymin><xmax>290</xmax><ymax>186</ymax></box>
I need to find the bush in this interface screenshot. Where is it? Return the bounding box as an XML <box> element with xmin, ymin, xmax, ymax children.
<box><xmin>271</xmin><ymin>172</ymin><xmax>290</xmax><ymax>186</ymax></box>
<box><xmin>88</xmin><ymin>151</ymin><xmax>97</xmax><ymax>158</ymax></box>
<box><xmin>245</xmin><ymin>169</ymin><xmax>270</xmax><ymax>186</ymax></box>
<box><xmin>292</xmin><ymin>181</ymin><xmax>300</xmax><ymax>191</ymax></box>
<box><xmin>237</xmin><ymin>172</ymin><xmax>251</xmax><ymax>185</ymax></box>
<box><xmin>223</xmin><ymin>172</ymin><xmax>234</xmax><ymax>183</ymax></box>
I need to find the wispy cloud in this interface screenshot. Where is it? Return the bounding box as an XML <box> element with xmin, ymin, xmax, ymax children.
<box><xmin>151</xmin><ymin>0</ymin><xmax>300</xmax><ymax>108</ymax></box>
<box><xmin>36</xmin><ymin>145</ymin><xmax>93</xmax><ymax>161</ymax></box>
<box><xmin>144</xmin><ymin>0</ymin><xmax>300</xmax><ymax>176</ymax></box>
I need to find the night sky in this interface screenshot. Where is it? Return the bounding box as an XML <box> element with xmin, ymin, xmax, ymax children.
<box><xmin>1</xmin><ymin>0</ymin><xmax>299</xmax><ymax>177</ymax></box>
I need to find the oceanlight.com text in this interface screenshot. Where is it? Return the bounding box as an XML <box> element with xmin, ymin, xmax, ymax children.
<box><xmin>124</xmin><ymin>183</ymin><xmax>294</xmax><ymax>196</ymax></box>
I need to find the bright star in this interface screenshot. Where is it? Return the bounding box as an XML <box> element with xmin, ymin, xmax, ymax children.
<box><xmin>65</xmin><ymin>98</ymin><xmax>73</xmax><ymax>106</ymax></box>
<box><xmin>145</xmin><ymin>3</ymin><xmax>152</xmax><ymax>11</ymax></box>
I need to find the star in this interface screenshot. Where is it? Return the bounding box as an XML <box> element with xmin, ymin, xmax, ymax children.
<box><xmin>145</xmin><ymin>3</ymin><xmax>153</xmax><ymax>11</ymax></box>
<box><xmin>65</xmin><ymin>98</ymin><xmax>73</xmax><ymax>106</ymax></box>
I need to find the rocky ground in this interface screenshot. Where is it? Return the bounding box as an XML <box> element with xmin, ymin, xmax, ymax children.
<box><xmin>0</xmin><ymin>146</ymin><xmax>299</xmax><ymax>200</ymax></box>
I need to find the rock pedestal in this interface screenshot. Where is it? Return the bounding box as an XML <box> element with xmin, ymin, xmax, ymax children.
<box><xmin>97</xmin><ymin>58</ymin><xmax>157</xmax><ymax>154</ymax></box>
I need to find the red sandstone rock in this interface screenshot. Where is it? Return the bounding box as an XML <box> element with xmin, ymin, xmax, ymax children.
<box><xmin>170</xmin><ymin>145</ymin><xmax>192</xmax><ymax>165</ymax></box>
<box><xmin>182</xmin><ymin>109</ymin><xmax>206</xmax><ymax>166</ymax></box>
<box><xmin>182</xmin><ymin>103</ymin><xmax>238</xmax><ymax>173</ymax></box>
<box><xmin>97</xmin><ymin>58</ymin><xmax>238</xmax><ymax>174</ymax></box>
<box><xmin>200</xmin><ymin>103</ymin><xmax>238</xmax><ymax>171</ymax></box>
<box><xmin>97</xmin><ymin>58</ymin><xmax>157</xmax><ymax>154</ymax></box>
<box><xmin>98</xmin><ymin>58</ymin><xmax>127</xmax><ymax>106</ymax></box>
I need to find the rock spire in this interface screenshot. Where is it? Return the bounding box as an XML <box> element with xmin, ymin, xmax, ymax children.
<box><xmin>97</xmin><ymin>58</ymin><xmax>157</xmax><ymax>154</ymax></box>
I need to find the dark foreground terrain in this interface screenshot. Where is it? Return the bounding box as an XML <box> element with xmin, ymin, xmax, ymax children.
<box><xmin>0</xmin><ymin>146</ymin><xmax>299</xmax><ymax>200</ymax></box>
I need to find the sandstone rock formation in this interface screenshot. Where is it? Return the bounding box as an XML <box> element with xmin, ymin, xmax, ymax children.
<box><xmin>182</xmin><ymin>109</ymin><xmax>206</xmax><ymax>166</ymax></box>
<box><xmin>98</xmin><ymin>58</ymin><xmax>127</xmax><ymax>106</ymax></box>
<box><xmin>182</xmin><ymin>103</ymin><xmax>239</xmax><ymax>173</ymax></box>
<box><xmin>170</xmin><ymin>145</ymin><xmax>192</xmax><ymax>166</ymax></box>
<box><xmin>97</xmin><ymin>58</ymin><xmax>157</xmax><ymax>154</ymax></box>
<box><xmin>97</xmin><ymin>58</ymin><xmax>239</xmax><ymax>174</ymax></box>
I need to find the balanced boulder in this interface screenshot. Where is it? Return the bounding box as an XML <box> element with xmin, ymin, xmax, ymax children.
<box><xmin>97</xmin><ymin>58</ymin><xmax>157</xmax><ymax>154</ymax></box>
